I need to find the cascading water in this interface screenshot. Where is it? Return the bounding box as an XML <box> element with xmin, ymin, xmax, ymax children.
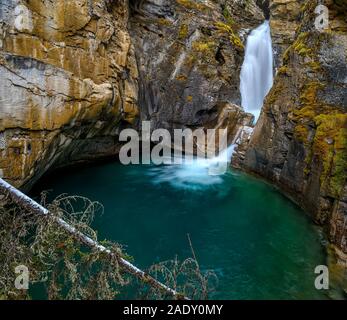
<box><xmin>240</xmin><ymin>20</ymin><xmax>274</xmax><ymax>122</ymax></box>
<box><xmin>148</xmin><ymin>21</ymin><xmax>274</xmax><ymax>189</ymax></box>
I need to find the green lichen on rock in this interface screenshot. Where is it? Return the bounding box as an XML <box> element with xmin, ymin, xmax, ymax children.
<box><xmin>331</xmin><ymin>127</ymin><xmax>347</xmax><ymax>195</ymax></box>
<box><xmin>293</xmin><ymin>32</ymin><xmax>312</xmax><ymax>57</ymax></box>
<box><xmin>215</xmin><ymin>22</ymin><xmax>244</xmax><ymax>50</ymax></box>
<box><xmin>300</xmin><ymin>81</ymin><xmax>321</xmax><ymax>103</ymax></box>
<box><xmin>221</xmin><ymin>5</ymin><xmax>235</xmax><ymax>27</ymax></box>
<box><xmin>283</xmin><ymin>46</ymin><xmax>291</xmax><ymax>64</ymax></box>
<box><xmin>294</xmin><ymin>124</ymin><xmax>310</xmax><ymax>144</ymax></box>
<box><xmin>291</xmin><ymin>82</ymin><xmax>321</xmax><ymax>145</ymax></box>
<box><xmin>307</xmin><ymin>60</ymin><xmax>321</xmax><ymax>72</ymax></box>
<box><xmin>157</xmin><ymin>18</ymin><xmax>173</xmax><ymax>27</ymax></box>
<box><xmin>289</xmin><ymin>78</ymin><xmax>346</xmax><ymax>197</ymax></box>
<box><xmin>215</xmin><ymin>21</ymin><xmax>233</xmax><ymax>33</ymax></box>
<box><xmin>192</xmin><ymin>40</ymin><xmax>216</xmax><ymax>53</ymax></box>
<box><xmin>176</xmin><ymin>0</ymin><xmax>207</xmax><ymax>11</ymax></box>
<box><xmin>176</xmin><ymin>74</ymin><xmax>188</xmax><ymax>82</ymax></box>
<box><xmin>295</xmin><ymin>81</ymin><xmax>324</xmax><ymax>117</ymax></box>
<box><xmin>264</xmin><ymin>82</ymin><xmax>284</xmax><ymax>106</ymax></box>
<box><xmin>277</xmin><ymin>65</ymin><xmax>289</xmax><ymax>75</ymax></box>
<box><xmin>313</xmin><ymin>113</ymin><xmax>347</xmax><ymax>196</ymax></box>
<box><xmin>293</xmin><ymin>105</ymin><xmax>316</xmax><ymax>121</ymax></box>
<box><xmin>283</xmin><ymin>31</ymin><xmax>323</xmax><ymax>71</ymax></box>
<box><xmin>178</xmin><ymin>24</ymin><xmax>189</xmax><ymax>40</ymax></box>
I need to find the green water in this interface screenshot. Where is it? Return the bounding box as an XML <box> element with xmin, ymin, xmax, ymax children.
<box><xmin>33</xmin><ymin>161</ymin><xmax>334</xmax><ymax>299</ymax></box>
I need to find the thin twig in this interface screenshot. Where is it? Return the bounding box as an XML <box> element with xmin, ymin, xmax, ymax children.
<box><xmin>0</xmin><ymin>178</ymin><xmax>188</xmax><ymax>300</ymax></box>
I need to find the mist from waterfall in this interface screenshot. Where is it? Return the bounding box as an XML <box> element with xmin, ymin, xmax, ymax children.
<box><xmin>147</xmin><ymin>144</ymin><xmax>236</xmax><ymax>191</ymax></box>
<box><xmin>143</xmin><ymin>22</ymin><xmax>274</xmax><ymax>190</ymax></box>
<box><xmin>240</xmin><ymin>21</ymin><xmax>273</xmax><ymax>122</ymax></box>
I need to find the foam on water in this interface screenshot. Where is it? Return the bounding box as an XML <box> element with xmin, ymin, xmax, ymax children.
<box><xmin>146</xmin><ymin>145</ymin><xmax>236</xmax><ymax>191</ymax></box>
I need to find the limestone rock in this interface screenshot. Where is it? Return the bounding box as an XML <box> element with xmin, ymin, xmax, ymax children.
<box><xmin>0</xmin><ymin>0</ymin><xmax>139</xmax><ymax>189</ymax></box>
<box><xmin>239</xmin><ymin>0</ymin><xmax>347</xmax><ymax>258</ymax></box>
<box><xmin>129</xmin><ymin>0</ymin><xmax>263</xmax><ymax>134</ymax></box>
<box><xmin>269</xmin><ymin>0</ymin><xmax>305</xmax><ymax>67</ymax></box>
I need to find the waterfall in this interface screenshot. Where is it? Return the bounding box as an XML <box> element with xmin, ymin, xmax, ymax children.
<box><xmin>147</xmin><ymin>22</ymin><xmax>274</xmax><ymax>189</ymax></box>
<box><xmin>240</xmin><ymin>21</ymin><xmax>273</xmax><ymax>122</ymax></box>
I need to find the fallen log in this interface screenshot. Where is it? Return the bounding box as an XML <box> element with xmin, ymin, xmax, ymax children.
<box><xmin>0</xmin><ymin>178</ymin><xmax>188</xmax><ymax>300</ymax></box>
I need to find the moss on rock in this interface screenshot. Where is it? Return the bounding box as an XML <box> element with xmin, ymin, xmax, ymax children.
<box><xmin>176</xmin><ymin>0</ymin><xmax>207</xmax><ymax>11</ymax></box>
<box><xmin>215</xmin><ymin>22</ymin><xmax>244</xmax><ymax>50</ymax></box>
<box><xmin>313</xmin><ymin>113</ymin><xmax>347</xmax><ymax>196</ymax></box>
<box><xmin>178</xmin><ymin>24</ymin><xmax>189</xmax><ymax>40</ymax></box>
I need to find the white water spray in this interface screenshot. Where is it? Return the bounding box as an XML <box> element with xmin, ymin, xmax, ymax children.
<box><xmin>148</xmin><ymin>22</ymin><xmax>274</xmax><ymax>189</ymax></box>
<box><xmin>147</xmin><ymin>144</ymin><xmax>236</xmax><ymax>190</ymax></box>
<box><xmin>240</xmin><ymin>21</ymin><xmax>274</xmax><ymax>122</ymax></box>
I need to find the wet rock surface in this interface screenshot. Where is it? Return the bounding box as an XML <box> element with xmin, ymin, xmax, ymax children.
<box><xmin>0</xmin><ymin>0</ymin><xmax>262</xmax><ymax>189</ymax></box>
<box><xmin>237</xmin><ymin>0</ymin><xmax>347</xmax><ymax>260</ymax></box>
<box><xmin>129</xmin><ymin>0</ymin><xmax>262</xmax><ymax>134</ymax></box>
<box><xmin>0</xmin><ymin>0</ymin><xmax>139</xmax><ymax>189</ymax></box>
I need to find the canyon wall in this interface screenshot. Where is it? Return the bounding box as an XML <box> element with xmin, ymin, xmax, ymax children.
<box><xmin>129</xmin><ymin>0</ymin><xmax>262</xmax><ymax>141</ymax></box>
<box><xmin>236</xmin><ymin>0</ymin><xmax>347</xmax><ymax>261</ymax></box>
<box><xmin>0</xmin><ymin>0</ymin><xmax>262</xmax><ymax>190</ymax></box>
<box><xmin>269</xmin><ymin>0</ymin><xmax>304</xmax><ymax>67</ymax></box>
<box><xmin>0</xmin><ymin>0</ymin><xmax>139</xmax><ymax>190</ymax></box>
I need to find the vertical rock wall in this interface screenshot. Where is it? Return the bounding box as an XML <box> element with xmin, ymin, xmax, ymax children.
<box><xmin>0</xmin><ymin>0</ymin><xmax>139</xmax><ymax>190</ymax></box>
<box><xmin>269</xmin><ymin>0</ymin><xmax>305</xmax><ymax>67</ymax></box>
<box><xmin>239</xmin><ymin>0</ymin><xmax>347</xmax><ymax>261</ymax></box>
<box><xmin>129</xmin><ymin>0</ymin><xmax>263</xmax><ymax>139</ymax></box>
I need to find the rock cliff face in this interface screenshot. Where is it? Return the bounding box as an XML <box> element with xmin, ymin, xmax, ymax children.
<box><xmin>129</xmin><ymin>0</ymin><xmax>262</xmax><ymax>140</ymax></box>
<box><xmin>0</xmin><ymin>0</ymin><xmax>139</xmax><ymax>190</ymax></box>
<box><xmin>269</xmin><ymin>0</ymin><xmax>305</xmax><ymax>67</ymax></box>
<box><xmin>237</xmin><ymin>0</ymin><xmax>347</xmax><ymax>261</ymax></box>
<box><xmin>0</xmin><ymin>0</ymin><xmax>263</xmax><ymax>189</ymax></box>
